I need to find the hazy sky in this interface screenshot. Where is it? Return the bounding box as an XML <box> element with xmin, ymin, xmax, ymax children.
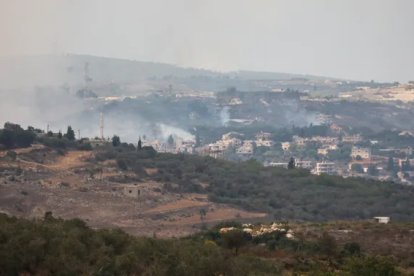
<box><xmin>1</xmin><ymin>0</ymin><xmax>413</xmax><ymax>82</ymax></box>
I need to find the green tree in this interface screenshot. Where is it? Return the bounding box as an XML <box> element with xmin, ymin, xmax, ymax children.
<box><xmin>64</xmin><ymin>126</ymin><xmax>75</xmax><ymax>140</ymax></box>
<box><xmin>221</xmin><ymin>229</ymin><xmax>247</xmax><ymax>255</ymax></box>
<box><xmin>4</xmin><ymin>122</ymin><xmax>22</xmax><ymax>131</ymax></box>
<box><xmin>0</xmin><ymin>129</ymin><xmax>13</xmax><ymax>148</ymax></box>
<box><xmin>287</xmin><ymin>157</ymin><xmax>295</xmax><ymax>169</ymax></box>
<box><xmin>137</xmin><ymin>138</ymin><xmax>142</xmax><ymax>150</ymax></box>
<box><xmin>167</xmin><ymin>135</ymin><xmax>174</xmax><ymax>146</ymax></box>
<box><xmin>112</xmin><ymin>135</ymin><xmax>121</xmax><ymax>147</ymax></box>
<box><xmin>386</xmin><ymin>157</ymin><xmax>395</xmax><ymax>171</ymax></box>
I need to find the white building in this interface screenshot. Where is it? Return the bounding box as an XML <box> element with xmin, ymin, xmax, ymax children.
<box><xmin>281</xmin><ymin>142</ymin><xmax>291</xmax><ymax>151</ymax></box>
<box><xmin>255</xmin><ymin>132</ymin><xmax>273</xmax><ymax>147</ymax></box>
<box><xmin>146</xmin><ymin>140</ymin><xmax>166</xmax><ymax>152</ymax></box>
<box><xmin>88</xmin><ymin>138</ymin><xmax>110</xmax><ymax>148</ymax></box>
<box><xmin>296</xmin><ymin>160</ymin><xmax>313</xmax><ymax>170</ymax></box>
<box><xmin>123</xmin><ymin>185</ymin><xmax>141</xmax><ymax>199</ymax></box>
<box><xmin>342</xmin><ymin>134</ymin><xmax>363</xmax><ymax>144</ymax></box>
<box><xmin>266</xmin><ymin>162</ymin><xmax>288</xmax><ymax>168</ymax></box>
<box><xmin>177</xmin><ymin>140</ymin><xmax>195</xmax><ymax>154</ymax></box>
<box><xmin>292</xmin><ymin>136</ymin><xmax>307</xmax><ymax>147</ymax></box>
<box><xmin>310</xmin><ymin>136</ymin><xmax>338</xmax><ymax>145</ymax></box>
<box><xmin>373</xmin><ymin>217</ymin><xmax>390</xmax><ymax>224</ymax></box>
<box><xmin>236</xmin><ymin>140</ymin><xmax>255</xmax><ymax>155</ymax></box>
<box><xmin>396</xmin><ymin>147</ymin><xmax>413</xmax><ymax>156</ymax></box>
<box><xmin>317</xmin><ymin>148</ymin><xmax>329</xmax><ymax>156</ymax></box>
<box><xmin>209</xmin><ymin>140</ymin><xmax>227</xmax><ymax>151</ymax></box>
<box><xmin>351</xmin><ymin>147</ymin><xmax>371</xmax><ymax>160</ymax></box>
<box><xmin>229</xmin><ymin>98</ymin><xmax>243</xmax><ymax>105</ymax></box>
<box><xmin>314</xmin><ymin>162</ymin><xmax>336</xmax><ymax>175</ymax></box>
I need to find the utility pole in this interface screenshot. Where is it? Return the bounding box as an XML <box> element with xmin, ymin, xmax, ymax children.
<box><xmin>100</xmin><ymin>113</ymin><xmax>104</xmax><ymax>140</ymax></box>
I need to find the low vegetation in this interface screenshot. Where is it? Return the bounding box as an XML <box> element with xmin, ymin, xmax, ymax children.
<box><xmin>0</xmin><ymin>214</ymin><xmax>404</xmax><ymax>275</ymax></box>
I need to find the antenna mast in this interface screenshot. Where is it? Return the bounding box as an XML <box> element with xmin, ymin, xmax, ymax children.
<box><xmin>100</xmin><ymin>113</ymin><xmax>104</xmax><ymax>139</ymax></box>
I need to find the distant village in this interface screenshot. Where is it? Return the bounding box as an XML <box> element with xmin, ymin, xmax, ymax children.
<box><xmin>135</xmin><ymin>122</ymin><xmax>414</xmax><ymax>185</ymax></box>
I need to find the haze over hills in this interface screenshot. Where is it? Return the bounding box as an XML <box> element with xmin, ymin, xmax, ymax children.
<box><xmin>0</xmin><ymin>54</ymin><xmax>342</xmax><ymax>90</ymax></box>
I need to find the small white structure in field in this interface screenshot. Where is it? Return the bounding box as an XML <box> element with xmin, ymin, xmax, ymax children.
<box><xmin>373</xmin><ymin>216</ymin><xmax>390</xmax><ymax>224</ymax></box>
<box><xmin>123</xmin><ymin>185</ymin><xmax>141</xmax><ymax>199</ymax></box>
<box><xmin>286</xmin><ymin>229</ymin><xmax>295</xmax><ymax>240</ymax></box>
<box><xmin>219</xmin><ymin>227</ymin><xmax>237</xmax><ymax>233</ymax></box>
<box><xmin>243</xmin><ymin>228</ymin><xmax>253</xmax><ymax>234</ymax></box>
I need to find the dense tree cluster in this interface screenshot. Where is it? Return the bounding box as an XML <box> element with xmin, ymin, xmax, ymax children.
<box><xmin>0</xmin><ymin>123</ymin><xmax>94</xmax><ymax>151</ymax></box>
<box><xmin>0</xmin><ymin>123</ymin><xmax>36</xmax><ymax>149</ymax></box>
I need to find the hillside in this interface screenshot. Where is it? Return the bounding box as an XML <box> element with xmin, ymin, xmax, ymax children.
<box><xmin>1</xmin><ymin>139</ymin><xmax>414</xmax><ymax>229</ymax></box>
<box><xmin>0</xmin><ymin>55</ymin><xmax>335</xmax><ymax>90</ymax></box>
<box><xmin>95</xmin><ymin>145</ymin><xmax>414</xmax><ymax>221</ymax></box>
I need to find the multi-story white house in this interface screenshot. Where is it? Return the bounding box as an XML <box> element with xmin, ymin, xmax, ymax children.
<box><xmin>236</xmin><ymin>140</ymin><xmax>255</xmax><ymax>155</ymax></box>
<box><xmin>310</xmin><ymin>136</ymin><xmax>338</xmax><ymax>145</ymax></box>
<box><xmin>281</xmin><ymin>142</ymin><xmax>291</xmax><ymax>151</ymax></box>
<box><xmin>255</xmin><ymin>132</ymin><xmax>273</xmax><ymax>147</ymax></box>
<box><xmin>317</xmin><ymin>148</ymin><xmax>329</xmax><ymax>156</ymax></box>
<box><xmin>292</xmin><ymin>136</ymin><xmax>307</xmax><ymax>147</ymax></box>
<box><xmin>351</xmin><ymin>146</ymin><xmax>371</xmax><ymax>160</ymax></box>
<box><xmin>296</xmin><ymin>160</ymin><xmax>313</xmax><ymax>170</ymax></box>
<box><xmin>314</xmin><ymin>162</ymin><xmax>336</xmax><ymax>175</ymax></box>
<box><xmin>342</xmin><ymin>134</ymin><xmax>363</xmax><ymax>144</ymax></box>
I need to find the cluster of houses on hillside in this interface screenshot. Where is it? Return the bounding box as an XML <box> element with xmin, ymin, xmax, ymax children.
<box><xmin>185</xmin><ymin>123</ymin><xmax>414</xmax><ymax>185</ymax></box>
<box><xmin>274</xmin><ymin>126</ymin><xmax>413</xmax><ymax>184</ymax></box>
<box><xmin>94</xmin><ymin>121</ymin><xmax>413</xmax><ymax>185</ymax></box>
<box><xmin>204</xmin><ymin>132</ymin><xmax>273</xmax><ymax>159</ymax></box>
<box><xmin>144</xmin><ymin>136</ymin><xmax>196</xmax><ymax>154</ymax></box>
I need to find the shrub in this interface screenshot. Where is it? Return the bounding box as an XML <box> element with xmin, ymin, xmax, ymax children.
<box><xmin>344</xmin><ymin>256</ymin><xmax>398</xmax><ymax>276</ymax></box>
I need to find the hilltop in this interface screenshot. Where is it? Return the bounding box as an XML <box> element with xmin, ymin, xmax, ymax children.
<box><xmin>0</xmin><ymin>54</ymin><xmax>340</xmax><ymax>90</ymax></box>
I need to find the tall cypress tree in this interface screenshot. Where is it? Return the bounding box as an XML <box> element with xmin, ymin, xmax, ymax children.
<box><xmin>65</xmin><ymin>126</ymin><xmax>75</xmax><ymax>140</ymax></box>
<box><xmin>137</xmin><ymin>137</ymin><xmax>142</xmax><ymax>151</ymax></box>
<box><xmin>288</xmin><ymin>157</ymin><xmax>295</xmax><ymax>169</ymax></box>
